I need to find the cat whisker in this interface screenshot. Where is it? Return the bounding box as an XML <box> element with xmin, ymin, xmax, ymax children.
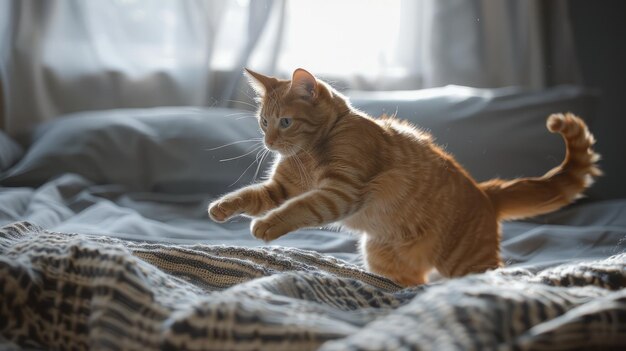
<box><xmin>238</xmin><ymin>86</ymin><xmax>256</xmax><ymax>101</ymax></box>
<box><xmin>285</xmin><ymin>141</ymin><xmax>315</xmax><ymax>160</ymax></box>
<box><xmin>253</xmin><ymin>148</ymin><xmax>271</xmax><ymax>181</ymax></box>
<box><xmin>296</xmin><ymin>154</ymin><xmax>312</xmax><ymax>187</ymax></box>
<box><xmin>225</xmin><ymin>99</ymin><xmax>259</xmax><ymax>110</ymax></box>
<box><xmin>223</xmin><ymin>111</ymin><xmax>259</xmax><ymax>121</ymax></box>
<box><xmin>219</xmin><ymin>144</ymin><xmax>264</xmax><ymax>162</ymax></box>
<box><xmin>224</xmin><ymin>111</ymin><xmax>255</xmax><ymax>118</ymax></box>
<box><xmin>278</xmin><ymin>141</ymin><xmax>313</xmax><ymax>187</ymax></box>
<box><xmin>228</xmin><ymin>146</ymin><xmax>273</xmax><ymax>187</ymax></box>
<box><xmin>207</xmin><ymin>138</ymin><xmax>263</xmax><ymax>151</ymax></box>
<box><xmin>290</xmin><ymin>151</ymin><xmax>312</xmax><ymax>188</ymax></box>
<box><xmin>288</xmin><ymin>146</ymin><xmax>314</xmax><ymax>185</ymax></box>
<box><xmin>229</xmin><ymin>152</ymin><xmax>264</xmax><ymax>187</ymax></box>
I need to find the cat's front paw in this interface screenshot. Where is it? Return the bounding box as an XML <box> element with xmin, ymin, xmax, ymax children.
<box><xmin>251</xmin><ymin>215</ymin><xmax>292</xmax><ymax>242</ymax></box>
<box><xmin>208</xmin><ymin>196</ymin><xmax>243</xmax><ymax>223</ymax></box>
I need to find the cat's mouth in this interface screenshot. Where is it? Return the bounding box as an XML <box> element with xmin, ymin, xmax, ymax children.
<box><xmin>264</xmin><ymin>142</ymin><xmax>283</xmax><ymax>153</ymax></box>
<box><xmin>264</xmin><ymin>142</ymin><xmax>298</xmax><ymax>156</ymax></box>
<box><xmin>263</xmin><ymin>141</ymin><xmax>280</xmax><ymax>152</ymax></box>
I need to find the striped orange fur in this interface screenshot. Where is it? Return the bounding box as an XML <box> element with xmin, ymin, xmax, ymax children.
<box><xmin>208</xmin><ymin>68</ymin><xmax>601</xmax><ymax>286</ymax></box>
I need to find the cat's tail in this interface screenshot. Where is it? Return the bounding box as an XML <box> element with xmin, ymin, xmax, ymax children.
<box><xmin>479</xmin><ymin>113</ymin><xmax>601</xmax><ymax>220</ymax></box>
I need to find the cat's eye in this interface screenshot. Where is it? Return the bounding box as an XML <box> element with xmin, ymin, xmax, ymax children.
<box><xmin>279</xmin><ymin>117</ymin><xmax>292</xmax><ymax>129</ymax></box>
<box><xmin>261</xmin><ymin>118</ymin><xmax>268</xmax><ymax>127</ymax></box>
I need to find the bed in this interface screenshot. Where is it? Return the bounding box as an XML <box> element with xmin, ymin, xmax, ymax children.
<box><xmin>1</xmin><ymin>85</ymin><xmax>625</xmax><ymax>350</ymax></box>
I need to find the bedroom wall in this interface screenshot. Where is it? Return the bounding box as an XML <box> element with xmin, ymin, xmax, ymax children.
<box><xmin>569</xmin><ymin>0</ymin><xmax>626</xmax><ymax>199</ymax></box>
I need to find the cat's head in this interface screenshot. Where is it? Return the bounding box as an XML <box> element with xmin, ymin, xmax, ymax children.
<box><xmin>244</xmin><ymin>68</ymin><xmax>349</xmax><ymax>156</ymax></box>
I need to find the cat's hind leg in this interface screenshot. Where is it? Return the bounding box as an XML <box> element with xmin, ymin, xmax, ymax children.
<box><xmin>435</xmin><ymin>219</ymin><xmax>503</xmax><ymax>278</ymax></box>
<box><xmin>361</xmin><ymin>236</ymin><xmax>431</xmax><ymax>286</ymax></box>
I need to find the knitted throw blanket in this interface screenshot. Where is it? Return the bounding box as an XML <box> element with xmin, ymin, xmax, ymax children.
<box><xmin>1</xmin><ymin>222</ymin><xmax>625</xmax><ymax>350</ymax></box>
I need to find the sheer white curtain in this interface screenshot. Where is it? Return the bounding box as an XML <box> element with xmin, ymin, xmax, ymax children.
<box><xmin>268</xmin><ymin>0</ymin><xmax>578</xmax><ymax>90</ymax></box>
<box><xmin>418</xmin><ymin>0</ymin><xmax>580</xmax><ymax>89</ymax></box>
<box><xmin>0</xmin><ymin>0</ymin><xmax>579</xmax><ymax>137</ymax></box>
<box><xmin>0</xmin><ymin>0</ymin><xmax>283</xmax><ymax>137</ymax></box>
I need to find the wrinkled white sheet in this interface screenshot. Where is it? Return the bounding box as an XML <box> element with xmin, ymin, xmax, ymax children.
<box><xmin>1</xmin><ymin>173</ymin><xmax>624</xmax><ymax>269</ymax></box>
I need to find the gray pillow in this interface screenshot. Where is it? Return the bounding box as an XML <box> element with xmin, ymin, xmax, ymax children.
<box><xmin>1</xmin><ymin>85</ymin><xmax>599</xmax><ymax>199</ymax></box>
<box><xmin>0</xmin><ymin>130</ymin><xmax>23</xmax><ymax>172</ymax></box>
<box><xmin>349</xmin><ymin>85</ymin><xmax>598</xmax><ymax>183</ymax></box>
<box><xmin>0</xmin><ymin>107</ymin><xmax>264</xmax><ymax>195</ymax></box>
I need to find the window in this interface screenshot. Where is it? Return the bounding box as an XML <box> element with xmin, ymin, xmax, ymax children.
<box><xmin>279</xmin><ymin>0</ymin><xmax>403</xmax><ymax>78</ymax></box>
<box><xmin>213</xmin><ymin>0</ymin><xmax>408</xmax><ymax>86</ymax></box>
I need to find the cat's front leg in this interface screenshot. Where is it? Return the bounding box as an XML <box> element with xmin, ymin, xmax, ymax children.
<box><xmin>251</xmin><ymin>185</ymin><xmax>359</xmax><ymax>241</ymax></box>
<box><xmin>208</xmin><ymin>181</ymin><xmax>288</xmax><ymax>222</ymax></box>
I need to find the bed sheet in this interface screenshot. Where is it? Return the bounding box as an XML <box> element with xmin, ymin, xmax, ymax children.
<box><xmin>0</xmin><ymin>174</ymin><xmax>359</xmax><ymax>261</ymax></box>
<box><xmin>1</xmin><ymin>173</ymin><xmax>624</xmax><ymax>270</ymax></box>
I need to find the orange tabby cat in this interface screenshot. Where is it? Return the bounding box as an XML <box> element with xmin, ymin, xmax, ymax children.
<box><xmin>208</xmin><ymin>68</ymin><xmax>601</xmax><ymax>286</ymax></box>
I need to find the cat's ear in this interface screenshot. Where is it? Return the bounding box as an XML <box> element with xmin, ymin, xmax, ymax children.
<box><xmin>291</xmin><ymin>68</ymin><xmax>317</xmax><ymax>99</ymax></box>
<box><xmin>244</xmin><ymin>68</ymin><xmax>278</xmax><ymax>96</ymax></box>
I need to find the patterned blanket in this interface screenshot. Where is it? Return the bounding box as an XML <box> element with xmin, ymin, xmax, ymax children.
<box><xmin>1</xmin><ymin>222</ymin><xmax>625</xmax><ymax>350</ymax></box>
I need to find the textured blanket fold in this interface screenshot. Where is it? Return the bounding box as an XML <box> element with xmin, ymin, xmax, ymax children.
<box><xmin>1</xmin><ymin>222</ymin><xmax>625</xmax><ymax>350</ymax></box>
